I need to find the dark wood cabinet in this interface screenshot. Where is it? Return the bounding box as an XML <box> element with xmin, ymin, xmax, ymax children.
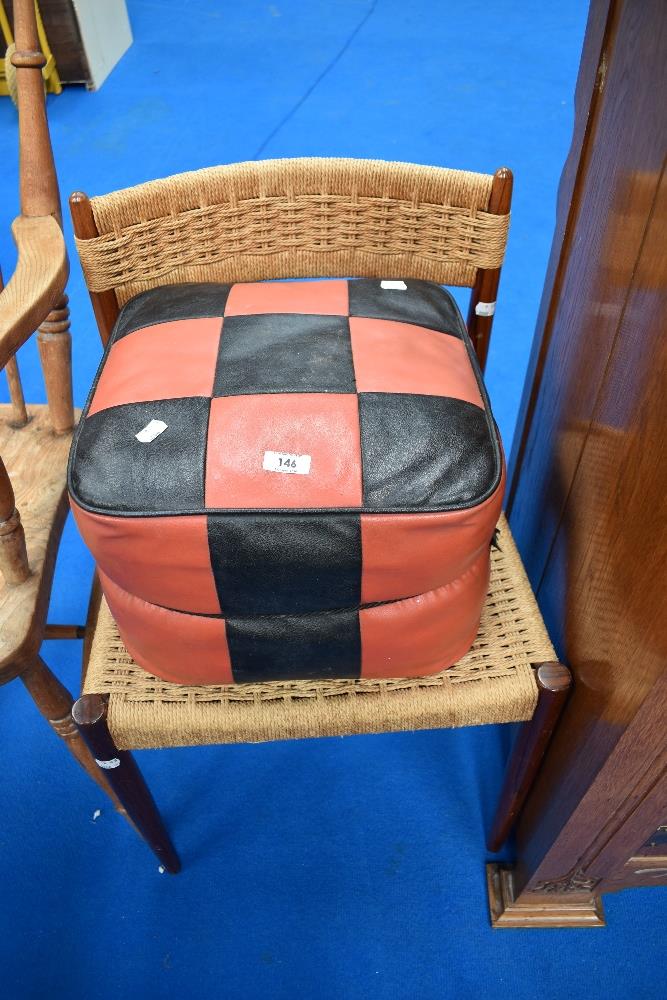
<box><xmin>488</xmin><ymin>0</ymin><xmax>667</xmax><ymax>926</ymax></box>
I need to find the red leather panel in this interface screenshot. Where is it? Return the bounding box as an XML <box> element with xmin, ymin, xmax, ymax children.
<box><xmin>71</xmin><ymin>501</ymin><xmax>220</xmax><ymax>614</ymax></box>
<box><xmin>225</xmin><ymin>279</ymin><xmax>349</xmax><ymax>316</ymax></box>
<box><xmin>349</xmin><ymin>317</ymin><xmax>483</xmax><ymax>404</ymax></box>
<box><xmin>88</xmin><ymin>318</ymin><xmax>222</xmax><ymax>416</ymax></box>
<box><xmin>99</xmin><ymin>569</ymin><xmax>233</xmax><ymax>685</ymax></box>
<box><xmin>205</xmin><ymin>393</ymin><xmax>363</xmax><ymax>509</ymax></box>
<box><xmin>360</xmin><ymin>467</ymin><xmax>504</xmax><ymax>602</ymax></box>
<box><xmin>360</xmin><ymin>548</ymin><xmax>490</xmax><ymax>678</ymax></box>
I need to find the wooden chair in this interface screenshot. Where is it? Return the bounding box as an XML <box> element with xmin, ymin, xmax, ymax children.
<box><xmin>65</xmin><ymin>156</ymin><xmax>573</xmax><ymax>877</ymax></box>
<box><xmin>0</xmin><ymin>0</ymin><xmax>122</xmax><ymax>811</ymax></box>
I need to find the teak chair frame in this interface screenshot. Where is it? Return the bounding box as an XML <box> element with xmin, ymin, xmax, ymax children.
<box><xmin>3</xmin><ymin>0</ymin><xmax>572</xmax><ymax>891</ymax></box>
<box><xmin>67</xmin><ymin>160</ymin><xmax>571</xmax><ymax>875</ymax></box>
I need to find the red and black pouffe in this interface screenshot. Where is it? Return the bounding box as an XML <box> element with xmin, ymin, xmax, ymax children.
<box><xmin>68</xmin><ymin>278</ymin><xmax>504</xmax><ymax>684</ymax></box>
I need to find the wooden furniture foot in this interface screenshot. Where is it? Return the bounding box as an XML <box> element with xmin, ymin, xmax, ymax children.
<box><xmin>486</xmin><ymin>863</ymin><xmax>605</xmax><ymax>928</ymax></box>
<box><xmin>487</xmin><ymin>662</ymin><xmax>572</xmax><ymax>852</ymax></box>
<box><xmin>72</xmin><ymin>693</ymin><xmax>180</xmax><ymax>874</ymax></box>
<box><xmin>20</xmin><ymin>656</ymin><xmax>126</xmax><ymax>815</ymax></box>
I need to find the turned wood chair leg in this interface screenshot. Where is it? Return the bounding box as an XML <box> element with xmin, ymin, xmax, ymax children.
<box><xmin>487</xmin><ymin>662</ymin><xmax>572</xmax><ymax>852</ymax></box>
<box><xmin>19</xmin><ymin>655</ymin><xmax>127</xmax><ymax>815</ymax></box>
<box><xmin>72</xmin><ymin>693</ymin><xmax>180</xmax><ymax>874</ymax></box>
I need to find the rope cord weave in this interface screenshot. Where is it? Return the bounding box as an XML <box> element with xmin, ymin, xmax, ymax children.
<box><xmin>74</xmin><ymin>159</ymin><xmax>510</xmax><ymax>303</ymax></box>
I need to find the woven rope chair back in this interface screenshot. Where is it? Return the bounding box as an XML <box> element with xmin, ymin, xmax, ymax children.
<box><xmin>74</xmin><ymin>158</ymin><xmax>510</xmax><ymax>308</ymax></box>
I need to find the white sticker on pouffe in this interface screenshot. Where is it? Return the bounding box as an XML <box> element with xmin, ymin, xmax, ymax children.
<box><xmin>135</xmin><ymin>419</ymin><xmax>168</xmax><ymax>443</ymax></box>
<box><xmin>263</xmin><ymin>451</ymin><xmax>311</xmax><ymax>475</ymax></box>
<box><xmin>381</xmin><ymin>280</ymin><xmax>407</xmax><ymax>290</ymax></box>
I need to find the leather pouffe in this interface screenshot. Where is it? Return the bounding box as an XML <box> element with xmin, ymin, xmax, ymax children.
<box><xmin>68</xmin><ymin>278</ymin><xmax>504</xmax><ymax>684</ymax></box>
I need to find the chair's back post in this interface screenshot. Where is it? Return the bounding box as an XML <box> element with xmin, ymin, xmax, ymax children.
<box><xmin>70</xmin><ymin>192</ymin><xmax>120</xmax><ymax>346</ymax></box>
<box><xmin>467</xmin><ymin>167</ymin><xmax>513</xmax><ymax>371</ymax></box>
<box><xmin>12</xmin><ymin>0</ymin><xmax>73</xmax><ymax>435</ymax></box>
<box><xmin>12</xmin><ymin>0</ymin><xmax>60</xmax><ymax>221</ymax></box>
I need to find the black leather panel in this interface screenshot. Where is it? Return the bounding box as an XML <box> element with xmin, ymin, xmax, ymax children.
<box><xmin>70</xmin><ymin>397</ymin><xmax>209</xmax><ymax>513</ymax></box>
<box><xmin>208</xmin><ymin>513</ymin><xmax>361</xmax><ymax>615</ymax></box>
<box><xmin>213</xmin><ymin>313</ymin><xmax>356</xmax><ymax>395</ymax></box>
<box><xmin>359</xmin><ymin>393</ymin><xmax>498</xmax><ymax>510</ymax></box>
<box><xmin>226</xmin><ymin>609</ymin><xmax>361</xmax><ymax>681</ymax></box>
<box><xmin>113</xmin><ymin>283</ymin><xmax>231</xmax><ymax>341</ymax></box>
<box><xmin>348</xmin><ymin>279</ymin><xmax>463</xmax><ymax>337</ymax></box>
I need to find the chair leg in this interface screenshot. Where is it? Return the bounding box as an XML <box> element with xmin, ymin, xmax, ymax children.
<box><xmin>487</xmin><ymin>662</ymin><xmax>572</xmax><ymax>852</ymax></box>
<box><xmin>72</xmin><ymin>693</ymin><xmax>180</xmax><ymax>874</ymax></box>
<box><xmin>20</xmin><ymin>655</ymin><xmax>127</xmax><ymax>815</ymax></box>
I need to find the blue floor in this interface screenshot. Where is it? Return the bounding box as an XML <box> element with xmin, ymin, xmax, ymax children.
<box><xmin>1</xmin><ymin>2</ymin><xmax>665</xmax><ymax>998</ymax></box>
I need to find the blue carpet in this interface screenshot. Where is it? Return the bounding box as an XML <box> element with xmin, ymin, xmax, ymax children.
<box><xmin>1</xmin><ymin>2</ymin><xmax>664</xmax><ymax>997</ymax></box>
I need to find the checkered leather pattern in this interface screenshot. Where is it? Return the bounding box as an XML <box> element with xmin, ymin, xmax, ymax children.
<box><xmin>69</xmin><ymin>279</ymin><xmax>504</xmax><ymax>683</ymax></box>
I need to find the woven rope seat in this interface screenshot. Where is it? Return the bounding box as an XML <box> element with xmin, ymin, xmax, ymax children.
<box><xmin>83</xmin><ymin>515</ymin><xmax>555</xmax><ymax>749</ymax></box>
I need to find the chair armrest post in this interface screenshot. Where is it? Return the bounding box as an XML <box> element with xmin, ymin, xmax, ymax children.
<box><xmin>0</xmin><ymin>269</ymin><xmax>29</xmax><ymax>428</ymax></box>
<box><xmin>4</xmin><ymin>357</ymin><xmax>29</xmax><ymax>428</ymax></box>
<box><xmin>37</xmin><ymin>293</ymin><xmax>74</xmax><ymax>434</ymax></box>
<box><xmin>0</xmin><ymin>458</ymin><xmax>30</xmax><ymax>585</ymax></box>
